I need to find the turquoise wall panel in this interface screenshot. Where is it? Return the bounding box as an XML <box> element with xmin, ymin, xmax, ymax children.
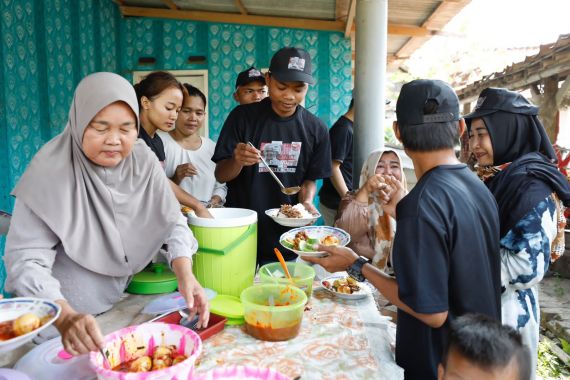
<box><xmin>0</xmin><ymin>0</ymin><xmax>352</xmax><ymax>293</ymax></box>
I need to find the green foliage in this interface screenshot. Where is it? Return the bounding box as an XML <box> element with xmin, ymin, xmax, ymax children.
<box><xmin>561</xmin><ymin>338</ymin><xmax>570</xmax><ymax>356</ymax></box>
<box><xmin>537</xmin><ymin>340</ymin><xmax>570</xmax><ymax>379</ymax></box>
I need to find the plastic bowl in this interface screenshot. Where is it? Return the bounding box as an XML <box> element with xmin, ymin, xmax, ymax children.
<box><xmin>240</xmin><ymin>284</ymin><xmax>307</xmax><ymax>342</ymax></box>
<box><xmin>89</xmin><ymin>322</ymin><xmax>202</xmax><ymax>380</ymax></box>
<box><xmin>259</xmin><ymin>262</ymin><xmax>316</xmax><ymax>298</ymax></box>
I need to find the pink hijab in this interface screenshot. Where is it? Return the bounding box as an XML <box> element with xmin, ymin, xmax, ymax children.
<box><xmin>12</xmin><ymin>72</ymin><xmax>180</xmax><ymax>276</ymax></box>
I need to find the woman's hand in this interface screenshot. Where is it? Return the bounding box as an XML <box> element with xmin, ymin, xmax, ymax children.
<box><xmin>172</xmin><ymin>257</ymin><xmax>210</xmax><ymax>329</ymax></box>
<box><xmin>54</xmin><ymin>300</ymin><xmax>104</xmax><ymax>356</ymax></box>
<box><xmin>302</xmin><ymin>244</ymin><xmax>359</xmax><ymax>273</ymax></box>
<box><xmin>208</xmin><ymin>195</ymin><xmax>223</xmax><ymax>207</ymax></box>
<box><xmin>194</xmin><ymin>204</ymin><xmax>213</xmax><ymax>218</ymax></box>
<box><xmin>378</xmin><ymin>175</ymin><xmax>406</xmax><ymax>218</ymax></box>
<box><xmin>173</xmin><ymin>163</ymin><xmax>198</xmax><ymax>184</ymax></box>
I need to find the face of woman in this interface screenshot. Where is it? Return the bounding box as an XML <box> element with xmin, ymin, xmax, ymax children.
<box><xmin>82</xmin><ymin>101</ymin><xmax>138</xmax><ymax>167</ymax></box>
<box><xmin>468</xmin><ymin>118</ymin><xmax>494</xmax><ymax>166</ymax></box>
<box><xmin>375</xmin><ymin>152</ymin><xmax>402</xmax><ymax>181</ymax></box>
<box><xmin>175</xmin><ymin>95</ymin><xmax>206</xmax><ymax>137</ymax></box>
<box><xmin>142</xmin><ymin>87</ymin><xmax>183</xmax><ymax>132</ymax></box>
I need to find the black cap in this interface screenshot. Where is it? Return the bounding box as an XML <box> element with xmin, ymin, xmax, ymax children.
<box><xmin>269</xmin><ymin>47</ymin><xmax>315</xmax><ymax>85</ymax></box>
<box><xmin>396</xmin><ymin>79</ymin><xmax>460</xmax><ymax>126</ymax></box>
<box><xmin>464</xmin><ymin>87</ymin><xmax>539</xmax><ymax>120</ymax></box>
<box><xmin>235</xmin><ymin>66</ymin><xmax>266</xmax><ymax>88</ymax></box>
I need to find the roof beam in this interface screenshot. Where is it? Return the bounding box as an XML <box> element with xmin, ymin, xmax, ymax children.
<box><xmin>234</xmin><ymin>0</ymin><xmax>248</xmax><ymax>15</ymax></box>
<box><xmin>161</xmin><ymin>0</ymin><xmax>178</xmax><ymax>10</ymax></box>
<box><xmin>120</xmin><ymin>6</ymin><xmax>346</xmax><ymax>31</ymax></box>
<box><xmin>344</xmin><ymin>0</ymin><xmax>356</xmax><ymax>38</ymax></box>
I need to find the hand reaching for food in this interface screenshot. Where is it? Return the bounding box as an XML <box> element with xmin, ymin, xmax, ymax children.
<box><xmin>303</xmin><ymin>244</ymin><xmax>359</xmax><ymax>273</ymax></box>
<box><xmin>54</xmin><ymin>300</ymin><xmax>104</xmax><ymax>355</ymax></box>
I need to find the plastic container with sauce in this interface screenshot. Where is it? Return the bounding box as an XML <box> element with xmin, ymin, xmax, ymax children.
<box><xmin>240</xmin><ymin>284</ymin><xmax>307</xmax><ymax>342</ymax></box>
<box><xmin>258</xmin><ymin>262</ymin><xmax>315</xmax><ymax>298</ymax></box>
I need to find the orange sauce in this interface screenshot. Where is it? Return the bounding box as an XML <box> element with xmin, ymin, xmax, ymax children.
<box><xmin>245</xmin><ymin>321</ymin><xmax>301</xmax><ymax>341</ymax></box>
<box><xmin>0</xmin><ymin>320</ymin><xmax>15</xmax><ymax>341</ymax></box>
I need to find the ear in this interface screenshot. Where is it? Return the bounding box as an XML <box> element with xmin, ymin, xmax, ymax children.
<box><xmin>393</xmin><ymin>121</ymin><xmax>402</xmax><ymax>143</ymax></box>
<box><xmin>141</xmin><ymin>96</ymin><xmax>151</xmax><ymax>110</ymax></box>
<box><xmin>458</xmin><ymin>118</ymin><xmax>466</xmax><ymax>137</ymax></box>
<box><xmin>233</xmin><ymin>91</ymin><xmax>239</xmax><ymax>102</ymax></box>
<box><xmin>265</xmin><ymin>72</ymin><xmax>271</xmax><ymax>86</ymax></box>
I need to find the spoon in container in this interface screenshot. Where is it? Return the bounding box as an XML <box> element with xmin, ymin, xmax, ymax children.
<box><xmin>273</xmin><ymin>248</ymin><xmax>295</xmax><ymax>285</ymax></box>
<box><xmin>247</xmin><ymin>142</ymin><xmax>301</xmax><ymax>196</ymax></box>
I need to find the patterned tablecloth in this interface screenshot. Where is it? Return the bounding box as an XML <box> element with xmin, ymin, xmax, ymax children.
<box><xmin>194</xmin><ymin>283</ymin><xmax>404</xmax><ymax>380</ymax></box>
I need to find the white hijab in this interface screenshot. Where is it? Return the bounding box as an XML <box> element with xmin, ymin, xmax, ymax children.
<box><xmin>359</xmin><ymin>149</ymin><xmax>407</xmax><ymax>269</ymax></box>
<box><xmin>12</xmin><ymin>72</ymin><xmax>180</xmax><ymax>276</ymax></box>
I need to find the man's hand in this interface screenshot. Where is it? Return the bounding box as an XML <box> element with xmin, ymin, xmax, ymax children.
<box><xmin>233</xmin><ymin>143</ymin><xmax>261</xmax><ymax>166</ymax></box>
<box><xmin>172</xmin><ymin>258</ymin><xmax>210</xmax><ymax>329</ymax></box>
<box><xmin>54</xmin><ymin>300</ymin><xmax>104</xmax><ymax>356</ymax></box>
<box><xmin>173</xmin><ymin>163</ymin><xmax>198</xmax><ymax>184</ymax></box>
<box><xmin>302</xmin><ymin>244</ymin><xmax>359</xmax><ymax>273</ymax></box>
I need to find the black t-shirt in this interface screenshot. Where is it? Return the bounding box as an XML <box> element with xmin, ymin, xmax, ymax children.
<box><xmin>212</xmin><ymin>98</ymin><xmax>332</xmax><ymax>264</ymax></box>
<box><xmin>139</xmin><ymin>126</ymin><xmax>166</xmax><ymax>163</ymax></box>
<box><xmin>318</xmin><ymin>115</ymin><xmax>353</xmax><ymax>210</ymax></box>
<box><xmin>392</xmin><ymin>165</ymin><xmax>501</xmax><ymax>380</ymax></box>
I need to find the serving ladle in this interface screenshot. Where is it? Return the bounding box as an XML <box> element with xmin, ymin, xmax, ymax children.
<box><xmin>247</xmin><ymin>142</ymin><xmax>301</xmax><ymax>195</ymax></box>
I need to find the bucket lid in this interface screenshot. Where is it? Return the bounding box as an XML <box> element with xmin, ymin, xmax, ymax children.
<box><xmin>0</xmin><ymin>369</ymin><xmax>32</xmax><ymax>380</ymax></box>
<box><xmin>188</xmin><ymin>208</ymin><xmax>257</xmax><ymax>228</ymax></box>
<box><xmin>210</xmin><ymin>295</ymin><xmax>244</xmax><ymax>320</ymax></box>
<box><xmin>126</xmin><ymin>263</ymin><xmax>178</xmax><ymax>294</ymax></box>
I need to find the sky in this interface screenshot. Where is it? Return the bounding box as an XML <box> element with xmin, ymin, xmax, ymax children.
<box><xmin>403</xmin><ymin>0</ymin><xmax>570</xmax><ymax>147</ymax></box>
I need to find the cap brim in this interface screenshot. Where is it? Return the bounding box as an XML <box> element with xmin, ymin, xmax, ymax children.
<box><xmin>271</xmin><ymin>71</ymin><xmax>315</xmax><ymax>85</ymax></box>
<box><xmin>463</xmin><ymin>108</ymin><xmax>497</xmax><ymax>120</ymax></box>
<box><xmin>236</xmin><ymin>76</ymin><xmax>266</xmax><ymax>88</ymax></box>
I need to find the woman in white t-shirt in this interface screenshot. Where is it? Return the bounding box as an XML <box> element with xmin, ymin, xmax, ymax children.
<box><xmin>159</xmin><ymin>84</ymin><xmax>227</xmax><ymax>206</ymax></box>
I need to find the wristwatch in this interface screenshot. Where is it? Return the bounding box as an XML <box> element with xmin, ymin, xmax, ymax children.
<box><xmin>347</xmin><ymin>256</ymin><xmax>369</xmax><ymax>282</ymax></box>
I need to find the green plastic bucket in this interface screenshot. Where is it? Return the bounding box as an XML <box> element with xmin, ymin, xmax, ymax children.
<box><xmin>188</xmin><ymin>208</ymin><xmax>257</xmax><ymax>298</ymax></box>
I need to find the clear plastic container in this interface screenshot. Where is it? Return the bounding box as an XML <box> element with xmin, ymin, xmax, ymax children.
<box><xmin>258</xmin><ymin>262</ymin><xmax>316</xmax><ymax>298</ymax></box>
<box><xmin>240</xmin><ymin>284</ymin><xmax>307</xmax><ymax>342</ymax></box>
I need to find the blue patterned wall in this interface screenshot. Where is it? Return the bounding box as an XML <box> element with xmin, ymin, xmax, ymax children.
<box><xmin>0</xmin><ymin>0</ymin><xmax>353</xmax><ymax>293</ymax></box>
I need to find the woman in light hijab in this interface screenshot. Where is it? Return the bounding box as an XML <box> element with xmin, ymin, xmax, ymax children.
<box><xmin>4</xmin><ymin>72</ymin><xmax>210</xmax><ymax>356</ymax></box>
<box><xmin>465</xmin><ymin>87</ymin><xmax>570</xmax><ymax>378</ymax></box>
<box><xmin>335</xmin><ymin>149</ymin><xmax>408</xmax><ymax>272</ymax></box>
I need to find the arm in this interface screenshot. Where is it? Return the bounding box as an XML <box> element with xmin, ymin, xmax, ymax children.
<box><xmin>169</xmin><ymin>178</ymin><xmax>212</xmax><ymax>218</ymax></box>
<box><xmin>211</xmin><ymin>180</ymin><xmax>227</xmax><ymax>205</ymax></box>
<box><xmin>214</xmin><ymin>142</ymin><xmax>260</xmax><ymax>183</ymax></box>
<box><xmin>5</xmin><ymin>201</ymin><xmax>104</xmax><ymax>355</ymax></box>
<box><xmin>163</xmin><ymin>213</ymin><xmax>209</xmax><ymax>328</ymax></box>
<box><xmin>298</xmin><ymin>179</ymin><xmax>318</xmax><ymax>214</ymax></box>
<box><xmin>304</xmin><ymin>245</ymin><xmax>447</xmax><ymax>328</ymax></box>
<box><xmin>330</xmin><ymin>160</ymin><xmax>349</xmax><ymax>198</ymax></box>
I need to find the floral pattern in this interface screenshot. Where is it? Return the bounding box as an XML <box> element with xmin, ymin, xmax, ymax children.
<box><xmin>194</xmin><ymin>285</ymin><xmax>403</xmax><ymax>379</ymax></box>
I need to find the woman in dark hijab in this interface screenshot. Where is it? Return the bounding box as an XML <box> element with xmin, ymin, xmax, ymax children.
<box><xmin>465</xmin><ymin>87</ymin><xmax>570</xmax><ymax>378</ymax></box>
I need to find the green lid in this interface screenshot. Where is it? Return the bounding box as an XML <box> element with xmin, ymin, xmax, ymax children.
<box><xmin>126</xmin><ymin>263</ymin><xmax>178</xmax><ymax>294</ymax></box>
<box><xmin>224</xmin><ymin>316</ymin><xmax>245</xmax><ymax>326</ymax></box>
<box><xmin>210</xmin><ymin>295</ymin><xmax>244</xmax><ymax>319</ymax></box>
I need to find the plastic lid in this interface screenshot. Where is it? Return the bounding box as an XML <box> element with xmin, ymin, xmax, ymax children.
<box><xmin>210</xmin><ymin>295</ymin><xmax>244</xmax><ymax>319</ymax></box>
<box><xmin>188</xmin><ymin>208</ymin><xmax>257</xmax><ymax>228</ymax></box>
<box><xmin>142</xmin><ymin>289</ymin><xmax>218</xmax><ymax>315</ymax></box>
<box><xmin>224</xmin><ymin>317</ymin><xmax>245</xmax><ymax>326</ymax></box>
<box><xmin>126</xmin><ymin>263</ymin><xmax>178</xmax><ymax>294</ymax></box>
<box><xmin>0</xmin><ymin>369</ymin><xmax>32</xmax><ymax>380</ymax></box>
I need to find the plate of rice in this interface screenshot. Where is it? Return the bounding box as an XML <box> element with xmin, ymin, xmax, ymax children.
<box><xmin>265</xmin><ymin>204</ymin><xmax>320</xmax><ymax>227</ymax></box>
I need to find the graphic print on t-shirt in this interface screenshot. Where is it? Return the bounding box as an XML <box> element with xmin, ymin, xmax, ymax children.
<box><xmin>259</xmin><ymin>141</ymin><xmax>302</xmax><ymax>173</ymax></box>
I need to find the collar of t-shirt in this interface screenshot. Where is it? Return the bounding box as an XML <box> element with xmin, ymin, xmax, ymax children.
<box><xmin>261</xmin><ymin>97</ymin><xmax>300</xmax><ymax>122</ymax></box>
<box><xmin>139</xmin><ymin>126</ymin><xmax>166</xmax><ymax>162</ymax></box>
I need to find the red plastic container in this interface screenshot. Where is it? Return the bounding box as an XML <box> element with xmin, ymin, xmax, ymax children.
<box><xmin>156</xmin><ymin>312</ymin><xmax>227</xmax><ymax>341</ymax></box>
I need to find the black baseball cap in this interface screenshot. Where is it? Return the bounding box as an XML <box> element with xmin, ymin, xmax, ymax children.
<box><xmin>235</xmin><ymin>66</ymin><xmax>266</xmax><ymax>88</ymax></box>
<box><xmin>396</xmin><ymin>79</ymin><xmax>460</xmax><ymax>126</ymax></box>
<box><xmin>268</xmin><ymin>47</ymin><xmax>315</xmax><ymax>85</ymax></box>
<box><xmin>463</xmin><ymin>87</ymin><xmax>538</xmax><ymax>121</ymax></box>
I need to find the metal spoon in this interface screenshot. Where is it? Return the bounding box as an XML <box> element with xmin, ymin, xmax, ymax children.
<box><xmin>247</xmin><ymin>142</ymin><xmax>301</xmax><ymax>195</ymax></box>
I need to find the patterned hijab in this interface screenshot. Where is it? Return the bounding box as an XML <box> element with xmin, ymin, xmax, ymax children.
<box><xmin>12</xmin><ymin>72</ymin><xmax>180</xmax><ymax>276</ymax></box>
<box><xmin>359</xmin><ymin>149</ymin><xmax>408</xmax><ymax>269</ymax></box>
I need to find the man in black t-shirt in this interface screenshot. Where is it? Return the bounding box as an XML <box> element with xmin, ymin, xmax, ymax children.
<box><xmin>233</xmin><ymin>66</ymin><xmax>268</xmax><ymax>105</ymax></box>
<box><xmin>318</xmin><ymin>98</ymin><xmax>354</xmax><ymax>225</ymax></box>
<box><xmin>213</xmin><ymin>47</ymin><xmax>331</xmax><ymax>264</ymax></box>
<box><xmin>304</xmin><ymin>79</ymin><xmax>501</xmax><ymax>380</ymax></box>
